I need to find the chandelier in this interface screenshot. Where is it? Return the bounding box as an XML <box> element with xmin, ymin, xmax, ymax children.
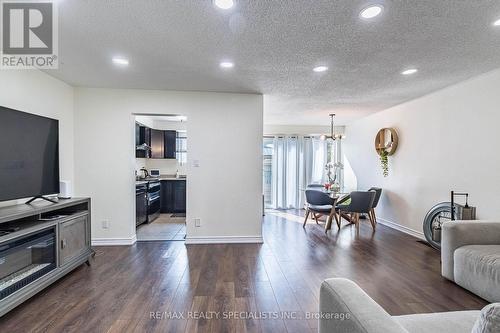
<box><xmin>321</xmin><ymin>113</ymin><xmax>338</xmax><ymax>141</ymax></box>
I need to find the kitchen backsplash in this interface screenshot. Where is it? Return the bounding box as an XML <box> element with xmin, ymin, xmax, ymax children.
<box><xmin>136</xmin><ymin>158</ymin><xmax>187</xmax><ymax>175</ymax></box>
<box><xmin>135</xmin><ymin>158</ymin><xmax>147</xmax><ymax>172</ymax></box>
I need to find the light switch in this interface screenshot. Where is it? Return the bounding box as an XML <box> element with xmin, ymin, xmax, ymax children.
<box><xmin>193</xmin><ymin>159</ymin><xmax>200</xmax><ymax>167</ymax></box>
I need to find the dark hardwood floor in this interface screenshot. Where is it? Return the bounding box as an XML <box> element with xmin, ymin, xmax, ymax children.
<box><xmin>0</xmin><ymin>210</ymin><xmax>487</xmax><ymax>332</ymax></box>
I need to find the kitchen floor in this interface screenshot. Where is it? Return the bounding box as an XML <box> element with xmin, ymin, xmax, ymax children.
<box><xmin>136</xmin><ymin>214</ymin><xmax>186</xmax><ymax>241</ymax></box>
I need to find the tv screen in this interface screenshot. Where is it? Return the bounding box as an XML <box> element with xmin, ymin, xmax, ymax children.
<box><xmin>0</xmin><ymin>106</ymin><xmax>60</xmax><ymax>201</ymax></box>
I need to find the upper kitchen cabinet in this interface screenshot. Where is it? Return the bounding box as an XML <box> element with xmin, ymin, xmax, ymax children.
<box><xmin>150</xmin><ymin>129</ymin><xmax>165</xmax><ymax>159</ymax></box>
<box><xmin>164</xmin><ymin>130</ymin><xmax>176</xmax><ymax>159</ymax></box>
<box><xmin>135</xmin><ymin>123</ymin><xmax>150</xmax><ymax>158</ymax></box>
<box><xmin>135</xmin><ymin>124</ymin><xmax>178</xmax><ymax>160</ymax></box>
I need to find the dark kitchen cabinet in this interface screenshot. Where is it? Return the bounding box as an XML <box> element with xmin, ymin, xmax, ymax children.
<box><xmin>134</xmin><ymin>124</ymin><xmax>177</xmax><ymax>160</ymax></box>
<box><xmin>160</xmin><ymin>180</ymin><xmax>186</xmax><ymax>213</ymax></box>
<box><xmin>135</xmin><ymin>123</ymin><xmax>150</xmax><ymax>158</ymax></box>
<box><xmin>135</xmin><ymin>122</ymin><xmax>140</xmax><ymax>145</ymax></box>
<box><xmin>160</xmin><ymin>181</ymin><xmax>173</xmax><ymax>213</ymax></box>
<box><xmin>164</xmin><ymin>130</ymin><xmax>176</xmax><ymax>159</ymax></box>
<box><xmin>172</xmin><ymin>180</ymin><xmax>186</xmax><ymax>212</ymax></box>
<box><xmin>150</xmin><ymin>129</ymin><xmax>164</xmax><ymax>159</ymax></box>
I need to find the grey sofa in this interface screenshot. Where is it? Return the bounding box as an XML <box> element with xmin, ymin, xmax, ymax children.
<box><xmin>319</xmin><ymin>278</ymin><xmax>480</xmax><ymax>333</ymax></box>
<box><xmin>441</xmin><ymin>220</ymin><xmax>500</xmax><ymax>303</ymax></box>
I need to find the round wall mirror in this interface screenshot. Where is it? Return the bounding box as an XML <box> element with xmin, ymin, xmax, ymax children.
<box><xmin>375</xmin><ymin>128</ymin><xmax>398</xmax><ymax>156</ymax></box>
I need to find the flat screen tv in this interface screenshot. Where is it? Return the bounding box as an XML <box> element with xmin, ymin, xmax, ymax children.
<box><xmin>0</xmin><ymin>106</ymin><xmax>60</xmax><ymax>202</ymax></box>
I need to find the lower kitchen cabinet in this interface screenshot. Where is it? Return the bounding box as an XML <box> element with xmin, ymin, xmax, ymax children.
<box><xmin>172</xmin><ymin>180</ymin><xmax>186</xmax><ymax>212</ymax></box>
<box><xmin>160</xmin><ymin>180</ymin><xmax>186</xmax><ymax>213</ymax></box>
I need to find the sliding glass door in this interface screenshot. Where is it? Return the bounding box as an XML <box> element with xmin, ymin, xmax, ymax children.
<box><xmin>263</xmin><ymin>136</ymin><xmax>342</xmax><ymax>209</ymax></box>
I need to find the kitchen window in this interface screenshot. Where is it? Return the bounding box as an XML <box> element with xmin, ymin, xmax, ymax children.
<box><xmin>176</xmin><ymin>131</ymin><xmax>187</xmax><ymax>165</ymax></box>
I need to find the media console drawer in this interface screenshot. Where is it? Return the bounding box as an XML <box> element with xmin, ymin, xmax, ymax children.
<box><xmin>59</xmin><ymin>214</ymin><xmax>90</xmax><ymax>266</ymax></box>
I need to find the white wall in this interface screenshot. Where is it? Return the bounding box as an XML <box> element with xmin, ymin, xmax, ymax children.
<box><xmin>344</xmin><ymin>69</ymin><xmax>500</xmax><ymax>237</ymax></box>
<box><xmin>0</xmin><ymin>70</ymin><xmax>74</xmax><ymax>207</ymax></box>
<box><xmin>74</xmin><ymin>88</ymin><xmax>263</xmax><ymax>244</ymax></box>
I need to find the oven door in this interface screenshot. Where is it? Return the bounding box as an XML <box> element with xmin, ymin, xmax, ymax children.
<box><xmin>0</xmin><ymin>228</ymin><xmax>56</xmax><ymax>300</ymax></box>
<box><xmin>136</xmin><ymin>184</ymin><xmax>148</xmax><ymax>226</ymax></box>
<box><xmin>147</xmin><ymin>192</ymin><xmax>161</xmax><ymax>222</ymax></box>
<box><xmin>147</xmin><ymin>181</ymin><xmax>161</xmax><ymax>194</ymax></box>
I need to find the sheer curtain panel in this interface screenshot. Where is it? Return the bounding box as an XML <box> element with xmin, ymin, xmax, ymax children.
<box><xmin>270</xmin><ymin>136</ymin><xmax>328</xmax><ymax>209</ymax></box>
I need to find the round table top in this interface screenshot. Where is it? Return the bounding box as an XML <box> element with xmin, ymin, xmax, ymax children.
<box><xmin>300</xmin><ymin>187</ymin><xmax>349</xmax><ymax>199</ymax></box>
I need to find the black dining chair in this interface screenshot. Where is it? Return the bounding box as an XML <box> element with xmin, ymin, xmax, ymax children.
<box><xmin>368</xmin><ymin>187</ymin><xmax>382</xmax><ymax>225</ymax></box>
<box><xmin>304</xmin><ymin>183</ymin><xmax>326</xmax><ymax>210</ymax></box>
<box><xmin>303</xmin><ymin>190</ymin><xmax>338</xmax><ymax>233</ymax></box>
<box><xmin>336</xmin><ymin>191</ymin><xmax>376</xmax><ymax>230</ymax></box>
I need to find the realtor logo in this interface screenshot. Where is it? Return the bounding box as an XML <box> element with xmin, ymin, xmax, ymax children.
<box><xmin>1</xmin><ymin>0</ymin><xmax>58</xmax><ymax>69</ymax></box>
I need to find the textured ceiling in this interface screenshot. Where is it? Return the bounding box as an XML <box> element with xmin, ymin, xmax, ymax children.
<box><xmin>49</xmin><ymin>0</ymin><xmax>500</xmax><ymax>125</ymax></box>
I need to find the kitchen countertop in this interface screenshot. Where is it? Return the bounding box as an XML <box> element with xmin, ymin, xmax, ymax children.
<box><xmin>136</xmin><ymin>175</ymin><xmax>186</xmax><ymax>184</ymax></box>
<box><xmin>158</xmin><ymin>176</ymin><xmax>187</xmax><ymax>181</ymax></box>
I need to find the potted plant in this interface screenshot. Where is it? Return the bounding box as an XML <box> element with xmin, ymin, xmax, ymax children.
<box><xmin>379</xmin><ymin>150</ymin><xmax>389</xmax><ymax>177</ymax></box>
<box><xmin>325</xmin><ymin>161</ymin><xmax>344</xmax><ymax>192</ymax></box>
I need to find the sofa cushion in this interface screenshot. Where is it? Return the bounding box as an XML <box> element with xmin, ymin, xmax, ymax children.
<box><xmin>394</xmin><ymin>310</ymin><xmax>479</xmax><ymax>333</ymax></box>
<box><xmin>320</xmin><ymin>279</ymin><xmax>408</xmax><ymax>333</ymax></box>
<box><xmin>454</xmin><ymin>245</ymin><xmax>500</xmax><ymax>302</ymax></box>
<box><xmin>472</xmin><ymin>303</ymin><xmax>500</xmax><ymax>333</ymax></box>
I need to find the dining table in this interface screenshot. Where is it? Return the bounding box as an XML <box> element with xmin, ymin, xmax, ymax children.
<box><xmin>301</xmin><ymin>186</ymin><xmax>353</xmax><ymax>230</ymax></box>
<box><xmin>300</xmin><ymin>187</ymin><xmax>349</xmax><ymax>200</ymax></box>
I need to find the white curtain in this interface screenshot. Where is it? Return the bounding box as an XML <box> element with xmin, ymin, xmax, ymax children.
<box><xmin>270</xmin><ymin>136</ymin><xmax>328</xmax><ymax>209</ymax></box>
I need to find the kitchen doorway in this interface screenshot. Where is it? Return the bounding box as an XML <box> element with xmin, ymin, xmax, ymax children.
<box><xmin>134</xmin><ymin>114</ymin><xmax>187</xmax><ymax>241</ymax></box>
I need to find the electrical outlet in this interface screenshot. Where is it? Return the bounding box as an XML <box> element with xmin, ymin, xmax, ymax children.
<box><xmin>194</xmin><ymin>218</ymin><xmax>201</xmax><ymax>227</ymax></box>
<box><xmin>102</xmin><ymin>220</ymin><xmax>110</xmax><ymax>229</ymax></box>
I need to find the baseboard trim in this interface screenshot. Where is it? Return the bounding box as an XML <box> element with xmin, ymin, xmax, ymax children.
<box><xmin>92</xmin><ymin>234</ymin><xmax>137</xmax><ymax>246</ymax></box>
<box><xmin>185</xmin><ymin>236</ymin><xmax>263</xmax><ymax>244</ymax></box>
<box><xmin>377</xmin><ymin>218</ymin><xmax>425</xmax><ymax>240</ymax></box>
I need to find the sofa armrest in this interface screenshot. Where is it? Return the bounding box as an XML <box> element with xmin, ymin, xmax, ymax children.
<box><xmin>319</xmin><ymin>278</ymin><xmax>407</xmax><ymax>333</ymax></box>
<box><xmin>441</xmin><ymin>220</ymin><xmax>500</xmax><ymax>281</ymax></box>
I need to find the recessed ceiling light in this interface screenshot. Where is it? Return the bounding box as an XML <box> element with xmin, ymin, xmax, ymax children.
<box><xmin>360</xmin><ymin>5</ymin><xmax>383</xmax><ymax>19</ymax></box>
<box><xmin>493</xmin><ymin>18</ymin><xmax>500</xmax><ymax>26</ymax></box>
<box><xmin>220</xmin><ymin>61</ymin><xmax>234</xmax><ymax>69</ymax></box>
<box><xmin>401</xmin><ymin>68</ymin><xmax>418</xmax><ymax>75</ymax></box>
<box><xmin>214</xmin><ymin>0</ymin><xmax>234</xmax><ymax>10</ymax></box>
<box><xmin>313</xmin><ymin>66</ymin><xmax>329</xmax><ymax>73</ymax></box>
<box><xmin>112</xmin><ymin>57</ymin><xmax>129</xmax><ymax>66</ymax></box>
